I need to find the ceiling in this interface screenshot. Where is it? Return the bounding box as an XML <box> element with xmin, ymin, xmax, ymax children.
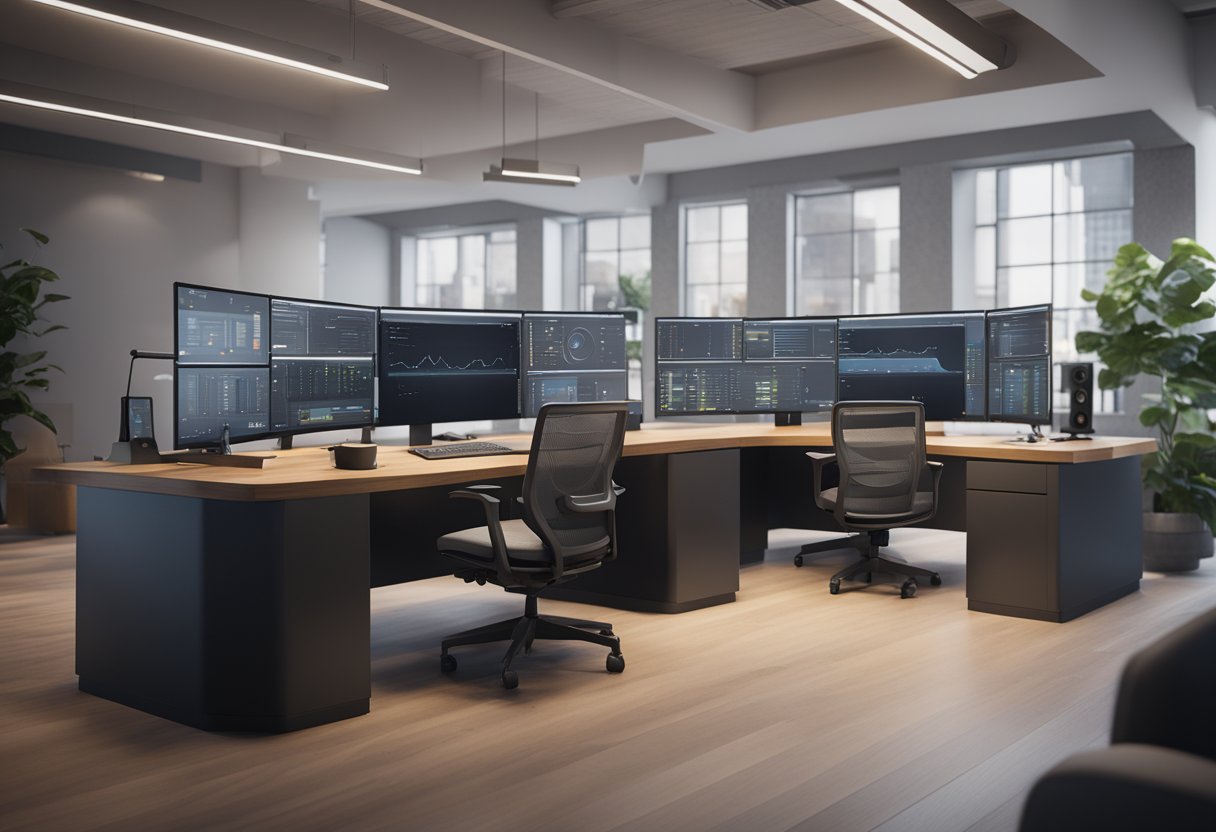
<box><xmin>0</xmin><ymin>0</ymin><xmax>1157</xmax><ymax>216</ymax></box>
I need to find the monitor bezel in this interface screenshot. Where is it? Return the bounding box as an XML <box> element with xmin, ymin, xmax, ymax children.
<box><xmin>375</xmin><ymin>306</ymin><xmax>525</xmax><ymax>427</ymax></box>
<box><xmin>984</xmin><ymin>302</ymin><xmax>1055</xmax><ymax>427</ymax></box>
<box><xmin>521</xmin><ymin>310</ymin><xmax>630</xmax><ymax>418</ymax></box>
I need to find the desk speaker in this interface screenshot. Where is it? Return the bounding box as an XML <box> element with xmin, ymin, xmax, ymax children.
<box><xmin>1061</xmin><ymin>362</ymin><xmax>1095</xmax><ymax>436</ymax></box>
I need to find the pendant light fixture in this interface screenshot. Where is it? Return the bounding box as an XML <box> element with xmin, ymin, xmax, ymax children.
<box><xmin>484</xmin><ymin>53</ymin><xmax>580</xmax><ymax>187</ymax></box>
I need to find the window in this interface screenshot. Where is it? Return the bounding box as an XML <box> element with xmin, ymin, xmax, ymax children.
<box><xmin>967</xmin><ymin>153</ymin><xmax>1133</xmax><ymax>413</ymax></box>
<box><xmin>580</xmin><ymin>215</ymin><xmax>651</xmax><ymax>312</ymax></box>
<box><xmin>794</xmin><ymin>186</ymin><xmax>900</xmax><ymax>316</ymax></box>
<box><xmin>683</xmin><ymin>202</ymin><xmax>747</xmax><ymax>316</ymax></box>
<box><xmin>414</xmin><ymin>228</ymin><xmax>517</xmax><ymax>309</ymax></box>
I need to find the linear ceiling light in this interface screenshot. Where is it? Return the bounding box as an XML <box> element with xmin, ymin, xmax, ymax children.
<box><xmin>483</xmin><ymin>58</ymin><xmax>580</xmax><ymax>187</ymax></box>
<box><xmin>827</xmin><ymin>0</ymin><xmax>1013</xmax><ymax>78</ymax></box>
<box><xmin>484</xmin><ymin>158</ymin><xmax>581</xmax><ymax>186</ymax></box>
<box><xmin>28</xmin><ymin>0</ymin><xmax>389</xmax><ymax>90</ymax></box>
<box><xmin>0</xmin><ymin>87</ymin><xmax>422</xmax><ymax>175</ymax></box>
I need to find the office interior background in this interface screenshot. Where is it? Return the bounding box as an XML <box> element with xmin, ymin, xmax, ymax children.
<box><xmin>1</xmin><ymin>0</ymin><xmax>1215</xmax><ymax>830</ymax></box>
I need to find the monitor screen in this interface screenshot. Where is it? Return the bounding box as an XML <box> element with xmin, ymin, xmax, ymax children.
<box><xmin>656</xmin><ymin>318</ymin><xmax>743</xmax><ymax>361</ymax></box>
<box><xmin>175</xmin><ymin>284</ymin><xmax>269</xmax><ymax>365</ymax></box>
<box><xmin>377</xmin><ymin>309</ymin><xmax>522</xmax><ymax>427</ymax></box>
<box><xmin>270</xmin><ymin>357</ymin><xmax>375</xmax><ymax>434</ymax></box>
<box><xmin>175</xmin><ymin>366</ymin><xmax>270</xmax><ymax>448</ymax></box>
<box><xmin>987</xmin><ymin>304</ymin><xmax>1052</xmax><ymax>425</ymax></box>
<box><xmin>270</xmin><ymin>298</ymin><xmax>377</xmax><ymax>357</ymax></box>
<box><xmin>739</xmin><ymin>318</ymin><xmax>837</xmax><ymax>414</ymax></box>
<box><xmin>836</xmin><ymin>311</ymin><xmax>987</xmax><ymax>421</ymax></box>
<box><xmin>522</xmin><ymin>312</ymin><xmax>628</xmax><ymax>416</ymax></box>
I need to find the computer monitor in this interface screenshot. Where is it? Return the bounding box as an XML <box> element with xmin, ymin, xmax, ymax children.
<box><xmin>987</xmin><ymin>304</ymin><xmax>1052</xmax><ymax>425</ymax></box>
<box><xmin>836</xmin><ymin>311</ymin><xmax>987</xmax><ymax>421</ymax></box>
<box><xmin>270</xmin><ymin>298</ymin><xmax>377</xmax><ymax>357</ymax></box>
<box><xmin>655</xmin><ymin>318</ymin><xmax>743</xmax><ymax>416</ymax></box>
<box><xmin>521</xmin><ymin>312</ymin><xmax>628</xmax><ymax>417</ymax></box>
<box><xmin>175</xmin><ymin>366</ymin><xmax>270</xmax><ymax>449</ymax></box>
<box><xmin>270</xmin><ymin>356</ymin><xmax>375</xmax><ymax>434</ymax></box>
<box><xmin>739</xmin><ymin>318</ymin><xmax>837</xmax><ymax>414</ymax></box>
<box><xmin>175</xmin><ymin>283</ymin><xmax>269</xmax><ymax>365</ymax></box>
<box><xmin>377</xmin><ymin>308</ymin><xmax>522</xmax><ymax>429</ymax></box>
<box><xmin>656</xmin><ymin>317</ymin><xmax>744</xmax><ymax>362</ymax></box>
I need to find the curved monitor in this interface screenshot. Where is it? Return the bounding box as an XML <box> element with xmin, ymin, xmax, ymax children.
<box><xmin>377</xmin><ymin>308</ymin><xmax>522</xmax><ymax>426</ymax></box>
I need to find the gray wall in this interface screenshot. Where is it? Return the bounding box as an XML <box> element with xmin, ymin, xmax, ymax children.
<box><xmin>323</xmin><ymin>216</ymin><xmax>393</xmax><ymax>306</ymax></box>
<box><xmin>2</xmin><ymin>150</ymin><xmax>326</xmax><ymax>461</ymax></box>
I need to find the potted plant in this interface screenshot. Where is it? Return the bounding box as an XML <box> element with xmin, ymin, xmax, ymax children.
<box><xmin>1077</xmin><ymin>237</ymin><xmax>1216</xmax><ymax>572</ymax></box>
<box><xmin>0</xmin><ymin>229</ymin><xmax>68</xmax><ymax>524</ymax></box>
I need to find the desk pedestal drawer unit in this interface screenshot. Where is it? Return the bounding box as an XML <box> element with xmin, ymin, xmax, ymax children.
<box><xmin>965</xmin><ymin>457</ymin><xmax>1143</xmax><ymax>622</ymax></box>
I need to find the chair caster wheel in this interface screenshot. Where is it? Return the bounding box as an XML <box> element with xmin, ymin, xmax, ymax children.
<box><xmin>829</xmin><ymin>579</ymin><xmax>840</xmax><ymax>595</ymax></box>
<box><xmin>607</xmin><ymin>653</ymin><xmax>625</xmax><ymax>673</ymax></box>
<box><xmin>794</xmin><ymin>554</ymin><xmax>804</xmax><ymax>567</ymax></box>
<box><xmin>502</xmin><ymin>669</ymin><xmax>518</xmax><ymax>690</ymax></box>
<box><xmin>930</xmin><ymin>574</ymin><xmax>942</xmax><ymax>586</ymax></box>
<box><xmin>901</xmin><ymin>579</ymin><xmax>918</xmax><ymax>599</ymax></box>
<box><xmin>440</xmin><ymin>654</ymin><xmax>457</xmax><ymax>673</ymax></box>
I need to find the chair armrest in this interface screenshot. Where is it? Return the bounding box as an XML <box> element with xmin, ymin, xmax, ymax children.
<box><xmin>1018</xmin><ymin>745</ymin><xmax>1216</xmax><ymax>832</ymax></box>
<box><xmin>449</xmin><ymin>488</ymin><xmax>512</xmax><ymax>580</ymax></box>
<box><xmin>807</xmin><ymin>452</ymin><xmax>837</xmax><ymax>512</ymax></box>
<box><xmin>563</xmin><ymin>492</ymin><xmax>617</xmax><ymax>512</ymax></box>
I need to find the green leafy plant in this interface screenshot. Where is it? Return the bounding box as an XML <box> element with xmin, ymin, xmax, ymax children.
<box><xmin>1076</xmin><ymin>238</ymin><xmax>1216</xmax><ymax>532</ymax></box>
<box><xmin>619</xmin><ymin>270</ymin><xmax>651</xmax><ymax>365</ymax></box>
<box><xmin>0</xmin><ymin>229</ymin><xmax>68</xmax><ymax>467</ymax></box>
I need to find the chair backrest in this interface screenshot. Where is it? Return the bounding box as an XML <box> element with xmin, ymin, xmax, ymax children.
<box><xmin>521</xmin><ymin>402</ymin><xmax>628</xmax><ymax>572</ymax></box>
<box><xmin>831</xmin><ymin>400</ymin><xmax>926</xmax><ymax>520</ymax></box>
<box><xmin>1112</xmin><ymin>605</ymin><xmax>1216</xmax><ymax>762</ymax></box>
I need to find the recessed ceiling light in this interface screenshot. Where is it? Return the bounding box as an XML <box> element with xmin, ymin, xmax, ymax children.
<box><xmin>0</xmin><ymin>84</ymin><xmax>423</xmax><ymax>175</ymax></box>
<box><xmin>28</xmin><ymin>0</ymin><xmax>390</xmax><ymax>90</ymax></box>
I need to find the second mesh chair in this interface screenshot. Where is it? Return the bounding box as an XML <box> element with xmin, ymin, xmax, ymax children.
<box><xmin>435</xmin><ymin>401</ymin><xmax>628</xmax><ymax>690</ymax></box>
<box><xmin>798</xmin><ymin>400</ymin><xmax>944</xmax><ymax>598</ymax></box>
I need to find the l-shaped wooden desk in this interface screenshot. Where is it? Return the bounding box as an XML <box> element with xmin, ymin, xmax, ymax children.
<box><xmin>35</xmin><ymin>424</ymin><xmax>1155</xmax><ymax>732</ymax></box>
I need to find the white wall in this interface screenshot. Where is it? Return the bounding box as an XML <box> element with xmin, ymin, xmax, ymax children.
<box><xmin>322</xmin><ymin>216</ymin><xmax>392</xmax><ymax>306</ymax></box>
<box><xmin>1</xmin><ymin>151</ymin><xmax>326</xmax><ymax>461</ymax></box>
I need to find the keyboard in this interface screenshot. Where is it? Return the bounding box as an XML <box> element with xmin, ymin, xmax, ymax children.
<box><xmin>409</xmin><ymin>442</ymin><xmax>519</xmax><ymax>460</ymax></box>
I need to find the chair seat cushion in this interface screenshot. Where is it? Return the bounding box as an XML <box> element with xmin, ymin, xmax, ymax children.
<box><xmin>438</xmin><ymin>519</ymin><xmax>609</xmax><ymax>567</ymax></box>
<box><xmin>820</xmin><ymin>487</ymin><xmax>934</xmax><ymax>519</ymax></box>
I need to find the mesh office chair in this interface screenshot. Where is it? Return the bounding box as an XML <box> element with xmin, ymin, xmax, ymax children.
<box><xmin>798</xmin><ymin>401</ymin><xmax>944</xmax><ymax>598</ymax></box>
<box><xmin>435</xmin><ymin>402</ymin><xmax>628</xmax><ymax>690</ymax></box>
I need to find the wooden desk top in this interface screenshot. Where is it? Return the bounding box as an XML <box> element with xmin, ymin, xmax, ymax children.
<box><xmin>33</xmin><ymin>424</ymin><xmax>1156</xmax><ymax>502</ymax></box>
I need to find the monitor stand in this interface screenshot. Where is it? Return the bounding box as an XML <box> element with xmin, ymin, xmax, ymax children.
<box><xmin>774</xmin><ymin>412</ymin><xmax>802</xmax><ymax>427</ymax></box>
<box><xmin>170</xmin><ymin>427</ymin><xmax>275</xmax><ymax>469</ymax></box>
<box><xmin>360</xmin><ymin>426</ymin><xmax>374</xmax><ymax>445</ymax></box>
<box><xmin>409</xmin><ymin>424</ymin><xmax>432</xmax><ymax>446</ymax></box>
<box><xmin>279</xmin><ymin>434</ymin><xmax>293</xmax><ymax>451</ymax></box>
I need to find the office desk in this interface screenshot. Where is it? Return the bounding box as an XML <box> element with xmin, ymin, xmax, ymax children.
<box><xmin>35</xmin><ymin>426</ymin><xmax>1154</xmax><ymax>732</ymax></box>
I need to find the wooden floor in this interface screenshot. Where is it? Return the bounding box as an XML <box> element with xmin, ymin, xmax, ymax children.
<box><xmin>2</xmin><ymin>529</ymin><xmax>1214</xmax><ymax>832</ymax></box>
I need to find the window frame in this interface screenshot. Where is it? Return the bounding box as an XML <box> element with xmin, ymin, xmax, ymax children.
<box><xmin>680</xmin><ymin>199</ymin><xmax>749</xmax><ymax>317</ymax></box>
<box><xmin>413</xmin><ymin>225</ymin><xmax>517</xmax><ymax>310</ymax></box>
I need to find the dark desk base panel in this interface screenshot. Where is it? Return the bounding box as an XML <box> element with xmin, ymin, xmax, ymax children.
<box><xmin>965</xmin><ymin>456</ymin><xmax>1143</xmax><ymax>622</ymax></box>
<box><xmin>76</xmin><ymin>487</ymin><xmax>371</xmax><ymax>732</ymax></box>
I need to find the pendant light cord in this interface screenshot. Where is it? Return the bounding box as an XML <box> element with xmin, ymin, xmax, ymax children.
<box><xmin>501</xmin><ymin>51</ymin><xmax>507</xmax><ymax>158</ymax></box>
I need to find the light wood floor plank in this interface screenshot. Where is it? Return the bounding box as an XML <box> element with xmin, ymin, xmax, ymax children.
<box><xmin>1</xmin><ymin>528</ymin><xmax>1213</xmax><ymax>832</ymax></box>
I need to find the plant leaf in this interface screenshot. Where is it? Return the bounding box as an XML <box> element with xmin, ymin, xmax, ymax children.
<box><xmin>19</xmin><ymin>228</ymin><xmax>49</xmax><ymax>245</ymax></box>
